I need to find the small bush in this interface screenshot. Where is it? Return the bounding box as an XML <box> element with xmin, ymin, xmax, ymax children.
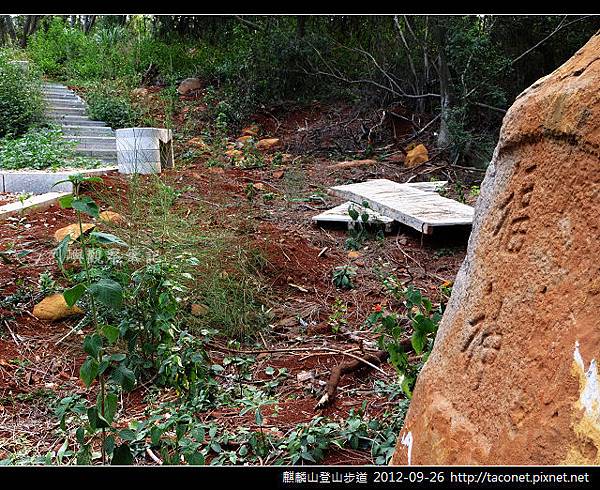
<box><xmin>0</xmin><ymin>54</ymin><xmax>44</xmax><ymax>138</ymax></box>
<box><xmin>0</xmin><ymin>127</ymin><xmax>100</xmax><ymax>170</ymax></box>
<box><xmin>85</xmin><ymin>84</ymin><xmax>139</xmax><ymax>129</ymax></box>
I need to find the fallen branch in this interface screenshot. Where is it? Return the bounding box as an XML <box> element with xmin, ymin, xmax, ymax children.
<box><xmin>315</xmin><ymin>350</ymin><xmax>389</xmax><ymax>409</ymax></box>
<box><xmin>146</xmin><ymin>447</ymin><xmax>163</xmax><ymax>465</ymax></box>
<box><xmin>315</xmin><ymin>337</ymin><xmax>415</xmax><ymax>409</ymax></box>
<box><xmin>207</xmin><ymin>343</ymin><xmax>391</xmax><ymax>377</ymax></box>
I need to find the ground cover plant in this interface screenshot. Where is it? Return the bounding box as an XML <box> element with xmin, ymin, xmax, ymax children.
<box><xmin>0</xmin><ymin>127</ymin><xmax>102</xmax><ymax>170</ymax></box>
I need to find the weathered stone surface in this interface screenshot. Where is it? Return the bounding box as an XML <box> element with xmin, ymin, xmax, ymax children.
<box><xmin>242</xmin><ymin>124</ymin><xmax>259</xmax><ymax>137</ymax></box>
<box><xmin>391</xmin><ymin>34</ymin><xmax>600</xmax><ymax>465</ymax></box>
<box><xmin>99</xmin><ymin>210</ymin><xmax>125</xmax><ymax>224</ymax></box>
<box><xmin>191</xmin><ymin>303</ymin><xmax>209</xmax><ymax>316</ymax></box>
<box><xmin>33</xmin><ymin>294</ymin><xmax>84</xmax><ymax>321</ymax></box>
<box><xmin>225</xmin><ymin>149</ymin><xmax>243</xmax><ymax>160</ymax></box>
<box><xmin>177</xmin><ymin>78</ymin><xmax>203</xmax><ymax>95</ymax></box>
<box><xmin>54</xmin><ymin>223</ymin><xmax>95</xmax><ymax>243</ymax></box>
<box><xmin>256</xmin><ymin>138</ymin><xmax>281</xmax><ymax>151</ymax></box>
<box><xmin>404</xmin><ymin>144</ymin><xmax>429</xmax><ymax>167</ymax></box>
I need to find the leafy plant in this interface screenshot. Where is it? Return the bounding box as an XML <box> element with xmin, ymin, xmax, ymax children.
<box><xmin>85</xmin><ymin>85</ymin><xmax>139</xmax><ymax>129</ymax></box>
<box><xmin>332</xmin><ymin>265</ymin><xmax>357</xmax><ymax>289</ymax></box>
<box><xmin>368</xmin><ymin>278</ymin><xmax>450</xmax><ymax>397</ymax></box>
<box><xmin>0</xmin><ymin>127</ymin><xmax>101</xmax><ymax>170</ymax></box>
<box><xmin>54</xmin><ymin>174</ymin><xmax>133</xmax><ymax>464</ymax></box>
<box><xmin>0</xmin><ymin>54</ymin><xmax>44</xmax><ymax>137</ymax></box>
<box><xmin>328</xmin><ymin>298</ymin><xmax>348</xmax><ymax>334</ymax></box>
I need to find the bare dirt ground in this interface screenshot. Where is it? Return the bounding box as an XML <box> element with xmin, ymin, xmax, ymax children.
<box><xmin>0</xmin><ymin>96</ymin><xmax>483</xmax><ymax>465</ymax></box>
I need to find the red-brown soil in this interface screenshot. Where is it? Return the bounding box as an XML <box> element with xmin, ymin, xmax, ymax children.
<box><xmin>0</xmin><ymin>87</ymin><xmax>476</xmax><ymax>465</ymax></box>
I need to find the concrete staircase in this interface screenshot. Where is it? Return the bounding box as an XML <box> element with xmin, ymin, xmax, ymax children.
<box><xmin>42</xmin><ymin>83</ymin><xmax>117</xmax><ymax>164</ymax></box>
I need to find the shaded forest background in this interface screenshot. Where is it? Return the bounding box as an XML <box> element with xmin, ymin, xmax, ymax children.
<box><xmin>1</xmin><ymin>14</ymin><xmax>599</xmax><ymax>167</ymax></box>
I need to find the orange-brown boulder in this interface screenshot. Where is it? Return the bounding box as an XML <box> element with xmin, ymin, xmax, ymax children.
<box><xmin>236</xmin><ymin>135</ymin><xmax>255</xmax><ymax>147</ymax></box>
<box><xmin>256</xmin><ymin>138</ymin><xmax>281</xmax><ymax>151</ymax></box>
<box><xmin>391</xmin><ymin>34</ymin><xmax>600</xmax><ymax>465</ymax></box>
<box><xmin>54</xmin><ymin>223</ymin><xmax>95</xmax><ymax>243</ymax></box>
<box><xmin>33</xmin><ymin>294</ymin><xmax>84</xmax><ymax>321</ymax></box>
<box><xmin>99</xmin><ymin>211</ymin><xmax>125</xmax><ymax>225</ymax></box>
<box><xmin>225</xmin><ymin>149</ymin><xmax>243</xmax><ymax>159</ymax></box>
<box><xmin>404</xmin><ymin>144</ymin><xmax>429</xmax><ymax>167</ymax></box>
<box><xmin>177</xmin><ymin>77</ymin><xmax>203</xmax><ymax>95</ymax></box>
<box><xmin>242</xmin><ymin>124</ymin><xmax>260</xmax><ymax>137</ymax></box>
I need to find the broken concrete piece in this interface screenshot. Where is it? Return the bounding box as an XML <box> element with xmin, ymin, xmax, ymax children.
<box><xmin>312</xmin><ymin>201</ymin><xmax>394</xmax><ymax>232</ymax></box>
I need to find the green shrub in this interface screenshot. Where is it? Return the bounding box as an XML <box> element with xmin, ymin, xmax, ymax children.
<box><xmin>0</xmin><ymin>127</ymin><xmax>100</xmax><ymax>170</ymax></box>
<box><xmin>87</xmin><ymin>91</ymin><xmax>137</xmax><ymax>129</ymax></box>
<box><xmin>0</xmin><ymin>53</ymin><xmax>44</xmax><ymax>138</ymax></box>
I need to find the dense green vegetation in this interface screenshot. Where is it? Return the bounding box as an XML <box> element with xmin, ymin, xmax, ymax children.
<box><xmin>3</xmin><ymin>14</ymin><xmax>596</xmax><ymax>166</ymax></box>
<box><xmin>0</xmin><ymin>127</ymin><xmax>102</xmax><ymax>170</ymax></box>
<box><xmin>0</xmin><ymin>51</ymin><xmax>43</xmax><ymax>137</ymax></box>
<box><xmin>0</xmin><ymin>50</ymin><xmax>103</xmax><ymax>170</ymax></box>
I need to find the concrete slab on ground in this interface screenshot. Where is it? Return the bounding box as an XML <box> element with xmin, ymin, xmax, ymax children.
<box><xmin>313</xmin><ymin>182</ymin><xmax>449</xmax><ymax>231</ymax></box>
<box><xmin>328</xmin><ymin>179</ymin><xmax>473</xmax><ymax>234</ymax></box>
<box><xmin>312</xmin><ymin>201</ymin><xmax>395</xmax><ymax>231</ymax></box>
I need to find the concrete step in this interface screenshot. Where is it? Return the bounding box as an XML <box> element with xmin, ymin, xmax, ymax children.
<box><xmin>44</xmin><ymin>98</ymin><xmax>86</xmax><ymax>107</ymax></box>
<box><xmin>42</xmin><ymin>91</ymin><xmax>78</xmax><ymax>98</ymax></box>
<box><xmin>74</xmin><ymin>147</ymin><xmax>117</xmax><ymax>158</ymax></box>
<box><xmin>45</xmin><ymin>104</ymin><xmax>86</xmax><ymax>112</ymax></box>
<box><xmin>48</xmin><ymin>115</ymin><xmax>107</xmax><ymax>126</ymax></box>
<box><xmin>42</xmin><ymin>91</ymin><xmax>78</xmax><ymax>99</ymax></box>
<box><xmin>73</xmin><ymin>150</ymin><xmax>118</xmax><ymax>164</ymax></box>
<box><xmin>61</xmin><ymin>125</ymin><xmax>115</xmax><ymax>136</ymax></box>
<box><xmin>43</xmin><ymin>83</ymin><xmax>69</xmax><ymax>89</ymax></box>
<box><xmin>64</xmin><ymin>136</ymin><xmax>117</xmax><ymax>150</ymax></box>
<box><xmin>46</xmin><ymin>107</ymin><xmax>87</xmax><ymax>116</ymax></box>
<box><xmin>42</xmin><ymin>86</ymin><xmax>75</xmax><ymax>93</ymax></box>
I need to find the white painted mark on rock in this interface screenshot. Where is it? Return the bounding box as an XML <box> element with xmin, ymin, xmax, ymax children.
<box><xmin>400</xmin><ymin>431</ymin><xmax>413</xmax><ymax>465</ymax></box>
<box><xmin>573</xmin><ymin>340</ymin><xmax>600</xmax><ymax>423</ymax></box>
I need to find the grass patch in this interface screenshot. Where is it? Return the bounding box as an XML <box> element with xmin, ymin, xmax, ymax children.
<box><xmin>0</xmin><ymin>127</ymin><xmax>102</xmax><ymax>171</ymax></box>
<box><xmin>94</xmin><ymin>174</ymin><xmax>270</xmax><ymax>340</ymax></box>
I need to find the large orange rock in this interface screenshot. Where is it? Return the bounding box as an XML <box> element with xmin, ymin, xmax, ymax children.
<box><xmin>242</xmin><ymin>124</ymin><xmax>260</xmax><ymax>137</ymax></box>
<box><xmin>391</xmin><ymin>34</ymin><xmax>600</xmax><ymax>465</ymax></box>
<box><xmin>33</xmin><ymin>294</ymin><xmax>84</xmax><ymax>321</ymax></box>
<box><xmin>99</xmin><ymin>211</ymin><xmax>125</xmax><ymax>225</ymax></box>
<box><xmin>256</xmin><ymin>138</ymin><xmax>281</xmax><ymax>151</ymax></box>
<box><xmin>54</xmin><ymin>223</ymin><xmax>95</xmax><ymax>243</ymax></box>
<box><xmin>177</xmin><ymin>78</ymin><xmax>202</xmax><ymax>95</ymax></box>
<box><xmin>404</xmin><ymin>144</ymin><xmax>429</xmax><ymax>167</ymax></box>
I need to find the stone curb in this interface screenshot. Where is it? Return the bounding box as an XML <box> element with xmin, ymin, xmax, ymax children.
<box><xmin>0</xmin><ymin>167</ymin><xmax>117</xmax><ymax>194</ymax></box>
<box><xmin>0</xmin><ymin>191</ymin><xmax>70</xmax><ymax>221</ymax></box>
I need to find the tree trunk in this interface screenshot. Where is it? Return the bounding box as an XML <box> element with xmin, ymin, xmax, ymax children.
<box><xmin>83</xmin><ymin>15</ymin><xmax>97</xmax><ymax>34</ymax></box>
<box><xmin>0</xmin><ymin>15</ymin><xmax>17</xmax><ymax>45</ymax></box>
<box><xmin>20</xmin><ymin>15</ymin><xmax>41</xmax><ymax>48</ymax></box>
<box><xmin>296</xmin><ymin>16</ymin><xmax>306</xmax><ymax>39</ymax></box>
<box><xmin>434</xmin><ymin>19</ymin><xmax>452</xmax><ymax>148</ymax></box>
